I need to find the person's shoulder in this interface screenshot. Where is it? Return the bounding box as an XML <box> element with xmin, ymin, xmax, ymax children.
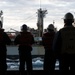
<box><xmin>60</xmin><ymin>26</ymin><xmax>75</xmax><ymax>31</ymax></box>
<box><xmin>26</xmin><ymin>32</ymin><xmax>33</xmax><ymax>37</ymax></box>
<box><xmin>58</xmin><ymin>27</ymin><xmax>66</xmax><ymax>33</ymax></box>
<box><xmin>43</xmin><ymin>32</ymin><xmax>48</xmax><ymax>35</ymax></box>
<box><xmin>55</xmin><ymin>30</ymin><xmax>61</xmax><ymax>36</ymax></box>
<box><xmin>3</xmin><ymin>31</ymin><xmax>8</xmax><ymax>35</ymax></box>
<box><xmin>28</xmin><ymin>32</ymin><xmax>33</xmax><ymax>35</ymax></box>
<box><xmin>0</xmin><ymin>29</ymin><xmax>4</xmax><ymax>33</ymax></box>
<box><xmin>43</xmin><ymin>32</ymin><xmax>49</xmax><ymax>36</ymax></box>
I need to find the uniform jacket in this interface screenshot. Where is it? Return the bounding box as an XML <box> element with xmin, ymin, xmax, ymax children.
<box><xmin>42</xmin><ymin>30</ymin><xmax>55</xmax><ymax>50</ymax></box>
<box><xmin>14</xmin><ymin>31</ymin><xmax>34</xmax><ymax>51</ymax></box>
<box><xmin>53</xmin><ymin>25</ymin><xmax>75</xmax><ymax>55</ymax></box>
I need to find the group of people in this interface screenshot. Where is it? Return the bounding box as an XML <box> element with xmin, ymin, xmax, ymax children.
<box><xmin>43</xmin><ymin>12</ymin><xmax>75</xmax><ymax>75</ymax></box>
<box><xmin>0</xmin><ymin>12</ymin><xmax>75</xmax><ymax>75</ymax></box>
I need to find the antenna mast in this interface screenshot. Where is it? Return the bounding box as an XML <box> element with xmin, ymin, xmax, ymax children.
<box><xmin>37</xmin><ymin>8</ymin><xmax>47</xmax><ymax>37</ymax></box>
<box><xmin>40</xmin><ymin>0</ymin><xmax>41</xmax><ymax>8</ymax></box>
<box><xmin>36</xmin><ymin>0</ymin><xmax>47</xmax><ymax>37</ymax></box>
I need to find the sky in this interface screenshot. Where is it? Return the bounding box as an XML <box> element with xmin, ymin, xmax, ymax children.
<box><xmin>0</xmin><ymin>0</ymin><xmax>75</xmax><ymax>31</ymax></box>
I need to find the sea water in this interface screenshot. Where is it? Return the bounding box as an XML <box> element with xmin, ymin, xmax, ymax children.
<box><xmin>7</xmin><ymin>57</ymin><xmax>59</xmax><ymax>71</ymax></box>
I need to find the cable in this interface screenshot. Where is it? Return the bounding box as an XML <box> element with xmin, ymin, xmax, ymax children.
<box><xmin>5</xmin><ymin>13</ymin><xmax>37</xmax><ymax>30</ymax></box>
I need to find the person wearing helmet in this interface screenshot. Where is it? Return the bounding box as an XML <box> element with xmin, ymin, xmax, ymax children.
<box><xmin>0</xmin><ymin>21</ymin><xmax>11</xmax><ymax>74</ymax></box>
<box><xmin>47</xmin><ymin>24</ymin><xmax>55</xmax><ymax>31</ymax></box>
<box><xmin>53</xmin><ymin>12</ymin><xmax>75</xmax><ymax>74</ymax></box>
<box><xmin>21</xmin><ymin>24</ymin><xmax>28</xmax><ymax>31</ymax></box>
<box><xmin>42</xmin><ymin>24</ymin><xmax>56</xmax><ymax>75</ymax></box>
<box><xmin>14</xmin><ymin>24</ymin><xmax>34</xmax><ymax>75</ymax></box>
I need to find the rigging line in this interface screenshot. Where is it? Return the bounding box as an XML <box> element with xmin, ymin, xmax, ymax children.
<box><xmin>23</xmin><ymin>14</ymin><xmax>37</xmax><ymax>22</ymax></box>
<box><xmin>6</xmin><ymin>15</ymin><xmax>37</xmax><ymax>30</ymax></box>
<box><xmin>5</xmin><ymin>13</ymin><xmax>36</xmax><ymax>21</ymax></box>
<box><xmin>5</xmin><ymin>24</ymin><xmax>20</xmax><ymax>31</ymax></box>
<box><xmin>20</xmin><ymin>12</ymin><xmax>36</xmax><ymax>19</ymax></box>
<box><xmin>5</xmin><ymin>13</ymin><xmax>37</xmax><ymax>30</ymax></box>
<box><xmin>5</xmin><ymin>9</ymin><xmax>38</xmax><ymax>30</ymax></box>
<box><xmin>40</xmin><ymin>0</ymin><xmax>41</xmax><ymax>8</ymax></box>
<box><xmin>5</xmin><ymin>25</ymin><xmax>15</xmax><ymax>30</ymax></box>
<box><xmin>4</xmin><ymin>15</ymin><xmax>36</xmax><ymax>22</ymax></box>
<box><xmin>24</xmin><ymin>15</ymin><xmax>37</xmax><ymax>22</ymax></box>
<box><xmin>12</xmin><ymin>16</ymin><xmax>37</xmax><ymax>29</ymax></box>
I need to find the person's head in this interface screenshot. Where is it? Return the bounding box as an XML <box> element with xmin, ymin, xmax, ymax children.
<box><xmin>21</xmin><ymin>24</ymin><xmax>28</xmax><ymax>32</ymax></box>
<box><xmin>64</xmin><ymin>12</ymin><xmax>74</xmax><ymax>26</ymax></box>
<box><xmin>47</xmin><ymin>24</ymin><xmax>54</xmax><ymax>32</ymax></box>
<box><xmin>0</xmin><ymin>21</ymin><xmax>2</xmax><ymax>28</ymax></box>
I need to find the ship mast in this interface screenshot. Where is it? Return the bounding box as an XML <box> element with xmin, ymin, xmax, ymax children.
<box><xmin>37</xmin><ymin>8</ymin><xmax>47</xmax><ymax>37</ymax></box>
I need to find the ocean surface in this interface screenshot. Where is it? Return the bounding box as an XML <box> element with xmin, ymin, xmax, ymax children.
<box><xmin>7</xmin><ymin>57</ymin><xmax>59</xmax><ymax>71</ymax></box>
<box><xmin>6</xmin><ymin>46</ymin><xmax>59</xmax><ymax>71</ymax></box>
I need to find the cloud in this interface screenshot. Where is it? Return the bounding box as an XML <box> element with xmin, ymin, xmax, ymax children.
<box><xmin>0</xmin><ymin>0</ymin><xmax>75</xmax><ymax>31</ymax></box>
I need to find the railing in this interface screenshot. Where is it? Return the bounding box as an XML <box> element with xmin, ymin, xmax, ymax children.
<box><xmin>6</xmin><ymin>32</ymin><xmax>59</xmax><ymax>71</ymax></box>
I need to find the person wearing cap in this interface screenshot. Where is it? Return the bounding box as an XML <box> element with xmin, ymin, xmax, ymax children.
<box><xmin>53</xmin><ymin>12</ymin><xmax>75</xmax><ymax>74</ymax></box>
<box><xmin>14</xmin><ymin>24</ymin><xmax>34</xmax><ymax>75</ymax></box>
<box><xmin>42</xmin><ymin>24</ymin><xmax>56</xmax><ymax>75</ymax></box>
<box><xmin>0</xmin><ymin>21</ymin><xmax>11</xmax><ymax>74</ymax></box>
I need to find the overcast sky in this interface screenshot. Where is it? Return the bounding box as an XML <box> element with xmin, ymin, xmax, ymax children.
<box><xmin>0</xmin><ymin>0</ymin><xmax>75</xmax><ymax>31</ymax></box>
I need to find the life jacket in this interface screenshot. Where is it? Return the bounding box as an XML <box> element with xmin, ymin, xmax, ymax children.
<box><xmin>19</xmin><ymin>32</ymin><xmax>34</xmax><ymax>46</ymax></box>
<box><xmin>60</xmin><ymin>26</ymin><xmax>75</xmax><ymax>54</ymax></box>
<box><xmin>42</xmin><ymin>31</ymin><xmax>55</xmax><ymax>49</ymax></box>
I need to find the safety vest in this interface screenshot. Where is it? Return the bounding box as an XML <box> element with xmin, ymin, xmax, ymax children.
<box><xmin>42</xmin><ymin>31</ymin><xmax>55</xmax><ymax>49</ymax></box>
<box><xmin>60</xmin><ymin>26</ymin><xmax>75</xmax><ymax>54</ymax></box>
<box><xmin>19</xmin><ymin>32</ymin><xmax>34</xmax><ymax>46</ymax></box>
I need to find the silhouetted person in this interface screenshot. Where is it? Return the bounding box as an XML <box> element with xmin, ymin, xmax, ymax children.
<box><xmin>0</xmin><ymin>21</ymin><xmax>11</xmax><ymax>75</ymax></box>
<box><xmin>53</xmin><ymin>12</ymin><xmax>75</xmax><ymax>74</ymax></box>
<box><xmin>42</xmin><ymin>24</ymin><xmax>56</xmax><ymax>75</ymax></box>
<box><xmin>14</xmin><ymin>24</ymin><xmax>34</xmax><ymax>75</ymax></box>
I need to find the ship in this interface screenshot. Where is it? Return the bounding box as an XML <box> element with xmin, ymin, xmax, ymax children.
<box><xmin>0</xmin><ymin>9</ymin><xmax>58</xmax><ymax>70</ymax></box>
<box><xmin>6</xmin><ymin>31</ymin><xmax>45</xmax><ymax>60</ymax></box>
<box><xmin>6</xmin><ymin>8</ymin><xmax>48</xmax><ymax>59</ymax></box>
